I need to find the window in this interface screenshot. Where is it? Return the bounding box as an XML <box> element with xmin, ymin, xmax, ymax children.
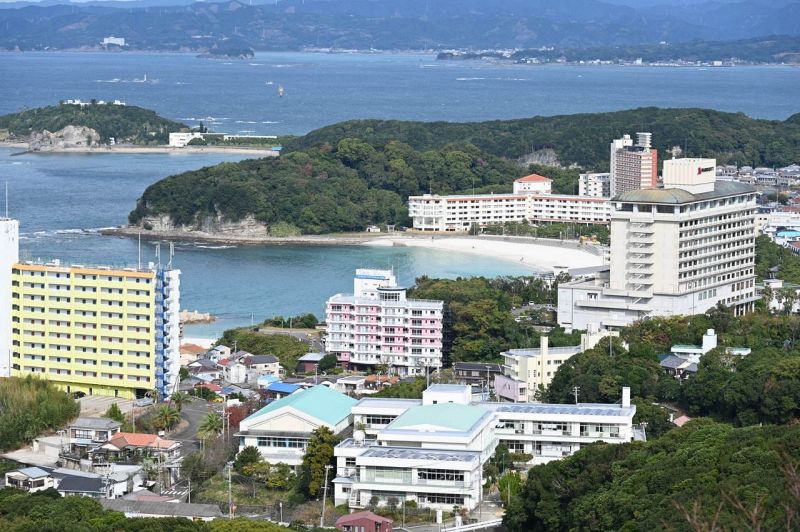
<box><xmin>421</xmin><ymin>493</ymin><xmax>464</xmax><ymax>505</ymax></box>
<box><xmin>256</xmin><ymin>436</ymin><xmax>306</xmax><ymax>448</ymax></box>
<box><xmin>418</xmin><ymin>469</ymin><xmax>464</xmax><ymax>482</ymax></box>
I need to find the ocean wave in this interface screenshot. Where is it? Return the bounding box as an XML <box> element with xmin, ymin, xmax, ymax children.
<box><xmin>249</xmin><ymin>63</ymin><xmax>264</xmax><ymax>66</ymax></box>
<box><xmin>235</xmin><ymin>120</ymin><xmax>258</xmax><ymax>124</ymax></box>
<box><xmin>195</xmin><ymin>244</ymin><xmax>237</xmax><ymax>249</ymax></box>
<box><xmin>261</xmin><ymin>121</ymin><xmax>280</xmax><ymax>124</ymax></box>
<box><xmin>456</xmin><ymin>77</ymin><xmax>486</xmax><ymax>81</ymax></box>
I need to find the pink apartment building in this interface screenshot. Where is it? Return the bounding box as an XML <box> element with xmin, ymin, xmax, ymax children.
<box><xmin>325</xmin><ymin>269</ymin><xmax>444</xmax><ymax>376</ymax></box>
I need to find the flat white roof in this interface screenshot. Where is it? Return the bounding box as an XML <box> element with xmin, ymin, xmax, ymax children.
<box><xmin>482</xmin><ymin>402</ymin><xmax>636</xmax><ymax>417</ymax></box>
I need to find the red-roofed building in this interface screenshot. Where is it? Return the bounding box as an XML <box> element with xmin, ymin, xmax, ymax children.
<box><xmin>513</xmin><ymin>173</ymin><xmax>552</xmax><ymax>194</ymax></box>
<box><xmin>336</xmin><ymin>511</ymin><xmax>393</xmax><ymax>532</ymax></box>
<box><xmin>196</xmin><ymin>382</ymin><xmax>222</xmax><ymax>393</ymax></box>
<box><xmin>94</xmin><ymin>432</ymin><xmax>181</xmax><ymax>462</ymax></box>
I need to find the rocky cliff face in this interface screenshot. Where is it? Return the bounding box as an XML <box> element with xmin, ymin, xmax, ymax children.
<box><xmin>140</xmin><ymin>213</ymin><xmax>269</xmax><ymax>238</ymax></box>
<box><xmin>29</xmin><ymin>125</ymin><xmax>101</xmax><ymax>149</ymax></box>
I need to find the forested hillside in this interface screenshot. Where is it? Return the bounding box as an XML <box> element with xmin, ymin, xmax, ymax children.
<box><xmin>288</xmin><ymin>107</ymin><xmax>800</xmax><ymax>169</ymax></box>
<box><xmin>129</xmin><ymin>108</ymin><xmax>800</xmax><ymax>234</ymax></box>
<box><xmin>129</xmin><ymin>140</ymin><xmax>520</xmax><ymax>233</ymax></box>
<box><xmin>504</xmin><ymin>420</ymin><xmax>800</xmax><ymax>531</ymax></box>
<box><xmin>0</xmin><ymin>103</ymin><xmax>186</xmax><ymax>145</ymax></box>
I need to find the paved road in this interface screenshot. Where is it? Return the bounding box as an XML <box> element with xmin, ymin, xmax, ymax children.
<box><xmin>167</xmin><ymin>397</ymin><xmax>215</xmax><ymax>455</ymax></box>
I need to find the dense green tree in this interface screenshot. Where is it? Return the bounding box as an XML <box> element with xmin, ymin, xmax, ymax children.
<box><xmin>317</xmin><ymin>354</ymin><xmax>337</xmax><ymax>373</ymax></box>
<box><xmin>217</xmin><ymin>330</ymin><xmax>307</xmax><ymax>374</ymax></box>
<box><xmin>0</xmin><ymin>376</ymin><xmax>80</xmax><ymax>451</ymax></box>
<box><xmin>298</xmin><ymin>427</ymin><xmax>339</xmax><ymax>499</ymax></box>
<box><xmin>104</xmin><ymin>402</ymin><xmax>126</xmax><ymax>423</ymax></box>
<box><xmin>233</xmin><ymin>446</ymin><xmax>262</xmax><ymax>473</ymax></box>
<box><xmin>504</xmin><ymin>420</ymin><xmax>800</xmax><ymax>531</ymax></box>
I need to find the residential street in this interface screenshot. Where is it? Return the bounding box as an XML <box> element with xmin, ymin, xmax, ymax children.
<box><xmin>168</xmin><ymin>397</ymin><xmax>215</xmax><ymax>455</ymax></box>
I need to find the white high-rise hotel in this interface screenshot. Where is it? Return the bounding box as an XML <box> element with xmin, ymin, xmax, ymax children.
<box><xmin>325</xmin><ymin>269</ymin><xmax>444</xmax><ymax>375</ymax></box>
<box><xmin>559</xmin><ymin>158</ymin><xmax>757</xmax><ymax>331</ymax></box>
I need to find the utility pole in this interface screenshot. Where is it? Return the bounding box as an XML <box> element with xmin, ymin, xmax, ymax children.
<box><xmin>572</xmin><ymin>385</ymin><xmax>580</xmax><ymax>405</ymax></box>
<box><xmin>320</xmin><ymin>464</ymin><xmax>332</xmax><ymax>527</ymax></box>
<box><xmin>227</xmin><ymin>462</ymin><xmax>233</xmax><ymax>519</ymax></box>
<box><xmin>188</xmin><ymin>477</ymin><xmax>191</xmax><ymax>503</ymax></box>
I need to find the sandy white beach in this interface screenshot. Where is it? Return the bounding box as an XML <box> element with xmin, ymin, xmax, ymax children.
<box><xmin>366</xmin><ymin>236</ymin><xmax>604</xmax><ymax>272</ymax></box>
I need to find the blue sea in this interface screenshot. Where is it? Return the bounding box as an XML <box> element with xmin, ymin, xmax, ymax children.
<box><xmin>1</xmin><ymin>52</ymin><xmax>798</xmax><ymax>336</ymax></box>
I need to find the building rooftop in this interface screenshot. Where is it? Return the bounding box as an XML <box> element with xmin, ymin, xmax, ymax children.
<box><xmin>515</xmin><ymin>173</ymin><xmax>552</xmax><ymax>183</ymax></box>
<box><xmin>12</xmin><ymin>467</ymin><xmax>50</xmax><ymax>479</ymax></box>
<box><xmin>297</xmin><ymin>352</ymin><xmax>326</xmax><ymax>362</ymax></box>
<box><xmin>244</xmin><ymin>384</ymin><xmax>356</xmax><ymax>427</ymax></box>
<box><xmin>356</xmin><ymin>443</ymin><xmax>481</xmax><ymax>464</ymax></box>
<box><xmin>69</xmin><ymin>417</ymin><xmax>122</xmax><ymax>430</ymax></box>
<box><xmin>106</xmin><ymin>432</ymin><xmax>178</xmax><ymax>450</ymax></box>
<box><xmin>57</xmin><ymin>475</ymin><xmax>106</xmax><ymax>494</ymax></box>
<box><xmin>482</xmin><ymin>402</ymin><xmax>636</xmax><ymax>417</ymax></box>
<box><xmin>425</xmin><ymin>383</ymin><xmax>470</xmax><ymax>393</ymax></box>
<box><xmin>386</xmin><ymin>403</ymin><xmax>489</xmax><ymax>432</ymax></box>
<box><xmin>615</xmin><ymin>180</ymin><xmax>754</xmax><ymax>204</ymax></box>
<box><xmin>336</xmin><ymin>511</ymin><xmax>393</xmax><ymax>526</ymax></box>
<box><xmin>504</xmin><ymin>346</ymin><xmax>582</xmax><ymax>358</ymax></box>
<box><xmin>100</xmin><ymin>499</ymin><xmax>223</xmax><ymax>519</ymax></box>
<box><xmin>246</xmin><ymin>354</ymin><xmax>279</xmax><ymax>365</ymax></box>
<box><xmin>353</xmin><ymin>397</ymin><xmax>422</xmax><ymax>410</ymax></box>
<box><xmin>454</xmin><ymin>362</ymin><xmax>503</xmax><ymax>371</ymax></box>
<box><xmin>265</xmin><ymin>382</ymin><xmax>301</xmax><ymax>394</ymax></box>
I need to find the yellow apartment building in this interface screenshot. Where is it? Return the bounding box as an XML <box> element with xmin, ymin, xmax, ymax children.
<box><xmin>10</xmin><ymin>260</ymin><xmax>181</xmax><ymax>399</ymax></box>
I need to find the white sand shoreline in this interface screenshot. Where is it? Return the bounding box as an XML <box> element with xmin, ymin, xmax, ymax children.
<box><xmin>0</xmin><ymin>142</ymin><xmax>277</xmax><ymax>156</ymax></box>
<box><xmin>365</xmin><ymin>236</ymin><xmax>604</xmax><ymax>273</ymax></box>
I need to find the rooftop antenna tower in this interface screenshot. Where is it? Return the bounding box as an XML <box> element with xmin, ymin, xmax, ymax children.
<box><xmin>572</xmin><ymin>385</ymin><xmax>580</xmax><ymax>405</ymax></box>
<box><xmin>4</xmin><ymin>181</ymin><xmax>8</xmax><ymax>218</ymax></box>
<box><xmin>137</xmin><ymin>232</ymin><xmax>142</xmax><ymax>269</ymax></box>
<box><xmin>168</xmin><ymin>241</ymin><xmax>174</xmax><ymax>269</ymax></box>
<box><xmin>155</xmin><ymin>243</ymin><xmax>161</xmax><ymax>268</ymax></box>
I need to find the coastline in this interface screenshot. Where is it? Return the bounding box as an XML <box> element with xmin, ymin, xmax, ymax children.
<box><xmin>0</xmin><ymin>142</ymin><xmax>278</xmax><ymax>156</ymax></box>
<box><xmin>103</xmin><ymin>226</ymin><xmax>604</xmax><ymax>272</ymax></box>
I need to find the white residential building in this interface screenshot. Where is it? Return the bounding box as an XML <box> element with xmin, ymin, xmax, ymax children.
<box><xmin>558</xmin><ymin>158</ymin><xmax>758</xmax><ymax>331</ymax></box>
<box><xmin>494</xmin><ymin>329</ymin><xmax>619</xmax><ymax>402</ymax></box>
<box><xmin>579</xmin><ymin>172</ymin><xmax>611</xmax><ymax>198</ymax></box>
<box><xmin>408</xmin><ymin>193</ymin><xmax>610</xmax><ymax>231</ymax></box>
<box><xmin>333</xmin><ymin>384</ymin><xmax>637</xmax><ymax>512</ymax></box>
<box><xmin>237</xmin><ymin>385</ymin><xmax>356</xmax><ymax>467</ymax></box>
<box><xmin>102</xmin><ymin>36</ymin><xmax>126</xmax><ymax>46</ymax></box>
<box><xmin>512</xmin><ymin>173</ymin><xmax>552</xmax><ymax>194</ymax></box>
<box><xmin>325</xmin><ymin>269</ymin><xmax>443</xmax><ymax>375</ymax></box>
<box><xmin>168</xmin><ymin>132</ymin><xmax>204</xmax><ymax>147</ymax></box>
<box><xmin>485</xmin><ymin>390</ymin><xmax>636</xmax><ymax>463</ymax></box>
<box><xmin>0</xmin><ymin>218</ymin><xmax>19</xmax><ymax>377</ymax></box>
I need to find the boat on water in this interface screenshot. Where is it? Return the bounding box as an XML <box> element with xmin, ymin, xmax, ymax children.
<box><xmin>278</xmin><ymin>85</ymin><xmax>285</xmax><ymax>97</ymax></box>
<box><xmin>265</xmin><ymin>81</ymin><xmax>274</xmax><ymax>85</ymax></box>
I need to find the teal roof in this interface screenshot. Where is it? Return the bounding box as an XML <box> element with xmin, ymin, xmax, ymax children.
<box><xmin>245</xmin><ymin>385</ymin><xmax>357</xmax><ymax>426</ymax></box>
<box><xmin>386</xmin><ymin>403</ymin><xmax>488</xmax><ymax>432</ymax></box>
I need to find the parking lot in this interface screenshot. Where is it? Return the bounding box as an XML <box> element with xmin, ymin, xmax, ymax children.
<box><xmin>77</xmin><ymin>395</ymin><xmax>138</xmax><ymax>417</ymax></box>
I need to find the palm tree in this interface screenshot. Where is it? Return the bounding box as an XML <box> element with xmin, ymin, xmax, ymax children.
<box><xmin>170</xmin><ymin>391</ymin><xmax>190</xmax><ymax>413</ymax></box>
<box><xmin>198</xmin><ymin>412</ymin><xmax>223</xmax><ymax>441</ymax></box>
<box><xmin>153</xmin><ymin>405</ymin><xmax>180</xmax><ymax>431</ymax></box>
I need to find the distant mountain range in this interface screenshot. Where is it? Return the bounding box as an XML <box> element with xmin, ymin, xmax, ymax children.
<box><xmin>0</xmin><ymin>0</ymin><xmax>798</xmax><ymax>52</ymax></box>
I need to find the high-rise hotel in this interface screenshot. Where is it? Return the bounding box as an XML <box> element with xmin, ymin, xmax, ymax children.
<box><xmin>3</xmin><ymin>220</ymin><xmax>181</xmax><ymax>399</ymax></box>
<box><xmin>558</xmin><ymin>158</ymin><xmax>757</xmax><ymax>331</ymax></box>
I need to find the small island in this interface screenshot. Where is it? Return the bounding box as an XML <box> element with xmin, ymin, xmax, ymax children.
<box><xmin>0</xmin><ymin>101</ymin><xmax>280</xmax><ymax>155</ymax></box>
